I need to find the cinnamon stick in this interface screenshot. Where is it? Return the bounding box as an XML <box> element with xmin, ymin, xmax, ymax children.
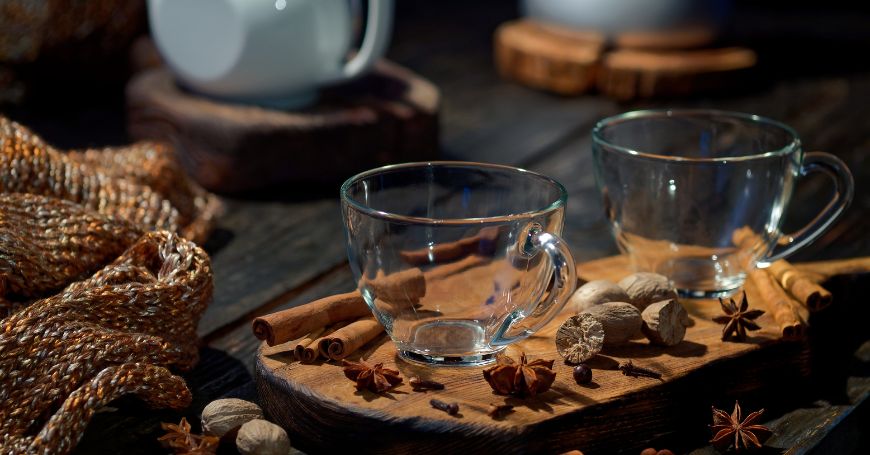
<box><xmin>768</xmin><ymin>260</ymin><xmax>833</xmax><ymax>312</ymax></box>
<box><xmin>795</xmin><ymin>257</ymin><xmax>870</xmax><ymax>282</ymax></box>
<box><xmin>731</xmin><ymin>225</ymin><xmax>758</xmax><ymax>248</ymax></box>
<box><xmin>255</xmin><ymin>266</ymin><xmax>430</xmax><ymax>347</ymax></box>
<box><xmin>424</xmin><ymin>254</ymin><xmax>490</xmax><ymax>281</ymax></box>
<box><xmin>748</xmin><ymin>268</ymin><xmax>806</xmax><ymax>340</ymax></box>
<box><xmin>252</xmin><ymin>292</ymin><xmax>370</xmax><ymax>346</ymax></box>
<box><xmin>400</xmin><ymin>227</ymin><xmax>500</xmax><ymax>265</ymax></box>
<box><xmin>364</xmin><ymin>268</ymin><xmax>426</xmax><ymax>302</ymax></box>
<box><xmin>326</xmin><ymin>317</ymin><xmax>385</xmax><ymax>360</ymax></box>
<box><xmin>301</xmin><ymin>321</ymin><xmax>350</xmax><ymax>363</ymax></box>
<box><xmin>293</xmin><ymin>327</ymin><xmax>326</xmax><ymax>361</ymax></box>
<box><xmin>730</xmin><ymin>226</ymin><xmax>769</xmax><ymax>270</ymax></box>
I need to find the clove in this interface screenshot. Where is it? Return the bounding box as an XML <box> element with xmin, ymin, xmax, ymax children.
<box><xmin>429</xmin><ymin>399</ymin><xmax>459</xmax><ymax>416</ymax></box>
<box><xmin>409</xmin><ymin>376</ymin><xmax>445</xmax><ymax>391</ymax></box>
<box><xmin>618</xmin><ymin>360</ymin><xmax>663</xmax><ymax>380</ymax></box>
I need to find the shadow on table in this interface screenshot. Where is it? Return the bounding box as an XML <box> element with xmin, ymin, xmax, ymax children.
<box><xmin>74</xmin><ymin>347</ymin><xmax>252</xmax><ymax>455</ymax></box>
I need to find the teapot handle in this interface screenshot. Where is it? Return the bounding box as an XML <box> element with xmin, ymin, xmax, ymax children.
<box><xmin>339</xmin><ymin>0</ymin><xmax>394</xmax><ymax>81</ymax></box>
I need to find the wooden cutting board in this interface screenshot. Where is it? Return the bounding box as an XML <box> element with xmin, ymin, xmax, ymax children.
<box><xmin>255</xmin><ymin>256</ymin><xmax>868</xmax><ymax>454</ymax></box>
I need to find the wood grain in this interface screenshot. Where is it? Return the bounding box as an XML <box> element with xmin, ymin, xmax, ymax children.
<box><xmin>197</xmin><ymin>199</ymin><xmax>348</xmax><ymax>336</ymax></box>
<box><xmin>613</xmin><ymin>26</ymin><xmax>717</xmax><ymax>50</ymax></box>
<box><xmin>491</xmin><ymin>19</ymin><xmax>756</xmax><ymax>100</ymax></box>
<box><xmin>494</xmin><ymin>20</ymin><xmax>604</xmax><ymax>95</ymax></box>
<box><xmin>598</xmin><ymin>47</ymin><xmax>757</xmax><ymax>101</ymax></box>
<box><xmin>254</xmin><ymin>255</ymin><xmax>858</xmax><ymax>454</ymax></box>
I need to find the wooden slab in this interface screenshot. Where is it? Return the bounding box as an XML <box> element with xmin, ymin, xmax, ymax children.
<box><xmin>613</xmin><ymin>26</ymin><xmax>718</xmax><ymax>51</ymax></box>
<box><xmin>597</xmin><ymin>47</ymin><xmax>758</xmax><ymax>101</ymax></box>
<box><xmin>255</xmin><ymin>256</ymin><xmax>868</xmax><ymax>454</ymax></box>
<box><xmin>126</xmin><ymin>60</ymin><xmax>439</xmax><ymax>194</ymax></box>
<box><xmin>494</xmin><ymin>20</ymin><xmax>604</xmax><ymax>96</ymax></box>
<box><xmin>493</xmin><ymin>19</ymin><xmax>756</xmax><ymax>100</ymax></box>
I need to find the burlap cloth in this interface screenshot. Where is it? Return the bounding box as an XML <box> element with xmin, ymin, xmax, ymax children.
<box><xmin>0</xmin><ymin>117</ymin><xmax>220</xmax><ymax>454</ymax></box>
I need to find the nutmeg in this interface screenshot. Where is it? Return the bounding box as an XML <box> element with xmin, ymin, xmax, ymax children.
<box><xmin>582</xmin><ymin>302</ymin><xmax>643</xmax><ymax>345</ymax></box>
<box><xmin>236</xmin><ymin>419</ymin><xmax>291</xmax><ymax>455</ymax></box>
<box><xmin>618</xmin><ymin>273</ymin><xmax>678</xmax><ymax>311</ymax></box>
<box><xmin>555</xmin><ymin>313</ymin><xmax>605</xmax><ymax>364</ymax></box>
<box><xmin>568</xmin><ymin>280</ymin><xmax>631</xmax><ymax>313</ymax></box>
<box><xmin>201</xmin><ymin>398</ymin><xmax>263</xmax><ymax>437</ymax></box>
<box><xmin>641</xmin><ymin>299</ymin><xmax>690</xmax><ymax>346</ymax></box>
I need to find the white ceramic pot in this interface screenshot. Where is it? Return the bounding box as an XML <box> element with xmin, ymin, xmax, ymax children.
<box><xmin>521</xmin><ymin>0</ymin><xmax>728</xmax><ymax>36</ymax></box>
<box><xmin>148</xmin><ymin>0</ymin><xmax>394</xmax><ymax>108</ymax></box>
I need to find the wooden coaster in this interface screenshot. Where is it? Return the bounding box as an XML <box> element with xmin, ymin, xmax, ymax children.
<box><xmin>598</xmin><ymin>47</ymin><xmax>757</xmax><ymax>100</ymax></box>
<box><xmin>614</xmin><ymin>25</ymin><xmax>718</xmax><ymax>51</ymax></box>
<box><xmin>494</xmin><ymin>20</ymin><xmax>604</xmax><ymax>96</ymax></box>
<box><xmin>252</xmin><ymin>255</ymin><xmax>869</xmax><ymax>454</ymax></box>
<box><xmin>493</xmin><ymin>19</ymin><xmax>756</xmax><ymax>100</ymax></box>
<box><xmin>126</xmin><ymin>61</ymin><xmax>439</xmax><ymax>194</ymax></box>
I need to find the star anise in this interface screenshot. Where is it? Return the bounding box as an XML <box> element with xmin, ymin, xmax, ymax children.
<box><xmin>710</xmin><ymin>401</ymin><xmax>772</xmax><ymax>451</ymax></box>
<box><xmin>713</xmin><ymin>292</ymin><xmax>764</xmax><ymax>341</ymax></box>
<box><xmin>482</xmin><ymin>352</ymin><xmax>556</xmax><ymax>397</ymax></box>
<box><xmin>158</xmin><ymin>417</ymin><xmax>219</xmax><ymax>455</ymax></box>
<box><xmin>341</xmin><ymin>359</ymin><xmax>403</xmax><ymax>393</ymax></box>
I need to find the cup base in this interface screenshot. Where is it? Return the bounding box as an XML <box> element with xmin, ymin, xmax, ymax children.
<box><xmin>677</xmin><ymin>286</ymin><xmax>741</xmax><ymax>299</ymax></box>
<box><xmin>398</xmin><ymin>349</ymin><xmax>504</xmax><ymax>367</ymax></box>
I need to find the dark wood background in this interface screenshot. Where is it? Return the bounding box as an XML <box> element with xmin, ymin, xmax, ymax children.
<box><xmin>2</xmin><ymin>1</ymin><xmax>869</xmax><ymax>453</ymax></box>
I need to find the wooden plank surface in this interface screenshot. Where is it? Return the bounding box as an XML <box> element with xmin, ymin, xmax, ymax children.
<box><xmin>197</xmin><ymin>199</ymin><xmax>348</xmax><ymax>336</ymax></box>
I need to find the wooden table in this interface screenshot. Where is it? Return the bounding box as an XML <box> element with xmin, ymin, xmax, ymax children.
<box><xmin>3</xmin><ymin>1</ymin><xmax>869</xmax><ymax>453</ymax></box>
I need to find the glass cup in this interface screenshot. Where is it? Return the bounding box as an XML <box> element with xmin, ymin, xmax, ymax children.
<box><xmin>341</xmin><ymin>162</ymin><xmax>576</xmax><ymax>366</ymax></box>
<box><xmin>592</xmin><ymin>109</ymin><xmax>854</xmax><ymax>298</ymax></box>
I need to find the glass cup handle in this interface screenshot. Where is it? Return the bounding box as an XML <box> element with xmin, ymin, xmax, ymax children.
<box><xmin>492</xmin><ymin>228</ymin><xmax>577</xmax><ymax>346</ymax></box>
<box><xmin>763</xmin><ymin>151</ymin><xmax>854</xmax><ymax>263</ymax></box>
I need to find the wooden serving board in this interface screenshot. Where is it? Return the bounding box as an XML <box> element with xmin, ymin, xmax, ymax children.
<box><xmin>256</xmin><ymin>256</ymin><xmax>867</xmax><ymax>454</ymax></box>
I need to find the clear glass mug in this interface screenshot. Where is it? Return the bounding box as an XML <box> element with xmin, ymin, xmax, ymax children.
<box><xmin>592</xmin><ymin>109</ymin><xmax>854</xmax><ymax>297</ymax></box>
<box><xmin>341</xmin><ymin>162</ymin><xmax>576</xmax><ymax>366</ymax></box>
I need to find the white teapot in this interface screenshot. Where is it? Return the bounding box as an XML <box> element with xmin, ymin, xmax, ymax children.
<box><xmin>148</xmin><ymin>0</ymin><xmax>394</xmax><ymax>107</ymax></box>
<box><xmin>521</xmin><ymin>0</ymin><xmax>728</xmax><ymax>37</ymax></box>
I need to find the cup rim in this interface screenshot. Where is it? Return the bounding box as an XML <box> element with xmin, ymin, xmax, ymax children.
<box><xmin>592</xmin><ymin>108</ymin><xmax>802</xmax><ymax>163</ymax></box>
<box><xmin>340</xmin><ymin>161</ymin><xmax>568</xmax><ymax>225</ymax></box>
